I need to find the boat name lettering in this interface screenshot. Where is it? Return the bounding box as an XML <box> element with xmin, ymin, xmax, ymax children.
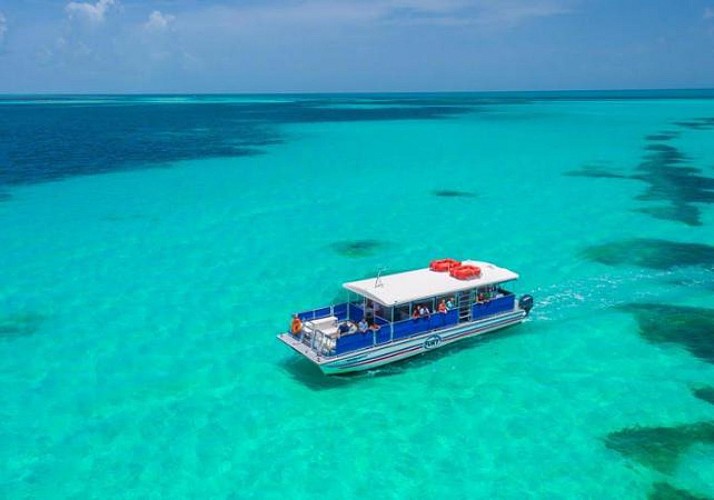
<box><xmin>424</xmin><ymin>335</ymin><xmax>442</xmax><ymax>350</ymax></box>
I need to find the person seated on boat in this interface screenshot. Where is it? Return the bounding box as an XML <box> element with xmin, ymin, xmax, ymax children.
<box><xmin>418</xmin><ymin>304</ymin><xmax>431</xmax><ymax>317</ymax></box>
<box><xmin>338</xmin><ymin>321</ymin><xmax>351</xmax><ymax>337</ymax></box>
<box><xmin>477</xmin><ymin>292</ymin><xmax>486</xmax><ymax>303</ymax></box>
<box><xmin>290</xmin><ymin>314</ymin><xmax>303</xmax><ymax>335</ymax></box>
<box><xmin>358</xmin><ymin>318</ymin><xmax>369</xmax><ymax>333</ymax></box>
<box><xmin>446</xmin><ymin>297</ymin><xmax>455</xmax><ymax>310</ymax></box>
<box><xmin>412</xmin><ymin>307</ymin><xmax>421</xmax><ymax>319</ymax></box>
<box><xmin>368</xmin><ymin>320</ymin><xmax>380</xmax><ymax>332</ymax></box>
<box><xmin>438</xmin><ymin>299</ymin><xmax>448</xmax><ymax>314</ymax></box>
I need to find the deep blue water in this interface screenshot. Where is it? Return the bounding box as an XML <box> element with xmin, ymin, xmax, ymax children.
<box><xmin>3</xmin><ymin>89</ymin><xmax>714</xmax><ymax>189</ymax></box>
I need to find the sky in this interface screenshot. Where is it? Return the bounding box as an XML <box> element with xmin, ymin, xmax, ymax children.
<box><xmin>0</xmin><ymin>0</ymin><xmax>713</xmax><ymax>93</ymax></box>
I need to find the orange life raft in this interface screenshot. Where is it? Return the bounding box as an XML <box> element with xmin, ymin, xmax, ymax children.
<box><xmin>449</xmin><ymin>264</ymin><xmax>481</xmax><ymax>280</ymax></box>
<box><xmin>429</xmin><ymin>258</ymin><xmax>461</xmax><ymax>272</ymax></box>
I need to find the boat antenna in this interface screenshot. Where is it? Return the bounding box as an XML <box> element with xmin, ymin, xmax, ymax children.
<box><xmin>375</xmin><ymin>267</ymin><xmax>387</xmax><ymax>288</ymax></box>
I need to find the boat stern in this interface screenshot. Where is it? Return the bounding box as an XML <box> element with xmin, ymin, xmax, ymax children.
<box><xmin>277</xmin><ymin>332</ymin><xmax>323</xmax><ymax>366</ymax></box>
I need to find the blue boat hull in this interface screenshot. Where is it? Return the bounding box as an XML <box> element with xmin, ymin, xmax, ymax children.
<box><xmin>278</xmin><ymin>309</ymin><xmax>527</xmax><ymax>375</ymax></box>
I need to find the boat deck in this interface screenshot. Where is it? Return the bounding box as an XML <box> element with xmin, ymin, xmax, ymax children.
<box><xmin>285</xmin><ymin>293</ymin><xmax>517</xmax><ymax>358</ymax></box>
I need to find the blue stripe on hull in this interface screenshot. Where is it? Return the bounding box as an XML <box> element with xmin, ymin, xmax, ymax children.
<box><xmin>320</xmin><ymin>311</ymin><xmax>525</xmax><ymax>374</ymax></box>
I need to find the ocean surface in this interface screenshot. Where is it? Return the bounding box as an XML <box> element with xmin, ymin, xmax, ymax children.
<box><xmin>1</xmin><ymin>91</ymin><xmax>714</xmax><ymax>499</ymax></box>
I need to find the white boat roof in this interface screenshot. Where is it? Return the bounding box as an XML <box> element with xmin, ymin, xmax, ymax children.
<box><xmin>343</xmin><ymin>260</ymin><xmax>519</xmax><ymax>307</ymax></box>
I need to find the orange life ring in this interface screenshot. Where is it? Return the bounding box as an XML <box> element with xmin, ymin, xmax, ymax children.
<box><xmin>290</xmin><ymin>317</ymin><xmax>303</xmax><ymax>334</ymax></box>
<box><xmin>450</xmin><ymin>264</ymin><xmax>481</xmax><ymax>280</ymax></box>
<box><xmin>429</xmin><ymin>258</ymin><xmax>461</xmax><ymax>272</ymax></box>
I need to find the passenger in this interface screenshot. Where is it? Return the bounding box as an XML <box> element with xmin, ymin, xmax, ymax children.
<box><xmin>477</xmin><ymin>292</ymin><xmax>485</xmax><ymax>303</ymax></box>
<box><xmin>419</xmin><ymin>304</ymin><xmax>431</xmax><ymax>317</ymax></box>
<box><xmin>338</xmin><ymin>321</ymin><xmax>351</xmax><ymax>336</ymax></box>
<box><xmin>412</xmin><ymin>307</ymin><xmax>421</xmax><ymax>319</ymax></box>
<box><xmin>290</xmin><ymin>314</ymin><xmax>303</xmax><ymax>335</ymax></box>
<box><xmin>438</xmin><ymin>299</ymin><xmax>448</xmax><ymax>314</ymax></box>
<box><xmin>358</xmin><ymin>318</ymin><xmax>369</xmax><ymax>332</ymax></box>
<box><xmin>446</xmin><ymin>297</ymin><xmax>455</xmax><ymax>310</ymax></box>
<box><xmin>368</xmin><ymin>320</ymin><xmax>380</xmax><ymax>332</ymax></box>
<box><xmin>365</xmin><ymin>300</ymin><xmax>375</xmax><ymax>317</ymax></box>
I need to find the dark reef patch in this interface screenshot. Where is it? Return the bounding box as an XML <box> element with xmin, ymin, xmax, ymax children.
<box><xmin>692</xmin><ymin>386</ymin><xmax>714</xmax><ymax>406</ymax></box>
<box><xmin>432</xmin><ymin>189</ymin><xmax>477</xmax><ymax>198</ymax></box>
<box><xmin>0</xmin><ymin>95</ymin><xmax>489</xmax><ymax>193</ymax></box>
<box><xmin>0</xmin><ymin>312</ymin><xmax>45</xmax><ymax>339</ymax></box>
<box><xmin>631</xmin><ymin>144</ymin><xmax>714</xmax><ymax>226</ymax></box>
<box><xmin>330</xmin><ymin>239</ymin><xmax>387</xmax><ymax>258</ymax></box>
<box><xmin>0</xmin><ymin>101</ymin><xmax>280</xmax><ymax>188</ymax></box>
<box><xmin>674</xmin><ymin>117</ymin><xmax>714</xmax><ymax>130</ymax></box>
<box><xmin>634</xmin><ymin>205</ymin><xmax>702</xmax><ymax>227</ymax></box>
<box><xmin>644</xmin><ymin>143</ymin><xmax>687</xmax><ymax>155</ymax></box>
<box><xmin>645</xmin><ymin>131</ymin><xmax>680</xmax><ymax>141</ymax></box>
<box><xmin>648</xmin><ymin>482</ymin><xmax>710</xmax><ymax>500</ymax></box>
<box><xmin>570</xmin><ymin>122</ymin><xmax>714</xmax><ymax>225</ymax></box>
<box><xmin>605</xmin><ymin>421</ymin><xmax>714</xmax><ymax>474</ymax></box>
<box><xmin>564</xmin><ymin>164</ymin><xmax>631</xmax><ymax>179</ymax></box>
<box><xmin>616</xmin><ymin>303</ymin><xmax>714</xmax><ymax>364</ymax></box>
<box><xmin>582</xmin><ymin>238</ymin><xmax>714</xmax><ymax>270</ymax></box>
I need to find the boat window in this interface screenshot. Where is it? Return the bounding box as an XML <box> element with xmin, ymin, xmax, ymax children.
<box><xmin>380</xmin><ymin>306</ymin><xmax>393</xmax><ymax>322</ymax></box>
<box><xmin>394</xmin><ymin>304</ymin><xmax>410</xmax><ymax>322</ymax></box>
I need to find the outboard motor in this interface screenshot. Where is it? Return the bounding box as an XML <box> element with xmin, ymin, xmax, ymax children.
<box><xmin>519</xmin><ymin>295</ymin><xmax>534</xmax><ymax>316</ymax></box>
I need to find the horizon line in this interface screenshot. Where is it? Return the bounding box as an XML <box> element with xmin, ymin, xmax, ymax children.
<box><xmin>1</xmin><ymin>86</ymin><xmax>714</xmax><ymax>97</ymax></box>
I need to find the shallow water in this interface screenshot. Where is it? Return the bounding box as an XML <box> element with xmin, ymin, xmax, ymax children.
<box><xmin>1</xmin><ymin>92</ymin><xmax>714</xmax><ymax>498</ymax></box>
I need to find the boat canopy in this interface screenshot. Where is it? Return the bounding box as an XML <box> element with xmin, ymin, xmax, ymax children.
<box><xmin>342</xmin><ymin>260</ymin><xmax>519</xmax><ymax>307</ymax></box>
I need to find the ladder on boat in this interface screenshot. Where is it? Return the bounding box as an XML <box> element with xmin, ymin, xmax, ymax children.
<box><xmin>457</xmin><ymin>290</ymin><xmax>471</xmax><ymax>322</ymax></box>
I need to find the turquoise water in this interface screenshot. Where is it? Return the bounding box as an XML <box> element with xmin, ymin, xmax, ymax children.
<box><xmin>1</xmin><ymin>92</ymin><xmax>714</xmax><ymax>498</ymax></box>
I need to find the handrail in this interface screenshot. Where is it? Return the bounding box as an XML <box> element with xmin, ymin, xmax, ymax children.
<box><xmin>295</xmin><ymin>293</ymin><xmax>516</xmax><ymax>356</ymax></box>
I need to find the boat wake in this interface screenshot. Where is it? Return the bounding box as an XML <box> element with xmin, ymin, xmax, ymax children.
<box><xmin>529</xmin><ymin>267</ymin><xmax>714</xmax><ymax>322</ymax></box>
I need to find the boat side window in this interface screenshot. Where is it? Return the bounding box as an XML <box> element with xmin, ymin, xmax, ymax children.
<box><xmin>395</xmin><ymin>304</ymin><xmax>410</xmax><ymax>322</ymax></box>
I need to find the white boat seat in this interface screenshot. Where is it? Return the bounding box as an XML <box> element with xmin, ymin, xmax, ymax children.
<box><xmin>320</xmin><ymin>326</ymin><xmax>340</xmax><ymax>339</ymax></box>
<box><xmin>305</xmin><ymin>315</ymin><xmax>338</xmax><ymax>331</ymax></box>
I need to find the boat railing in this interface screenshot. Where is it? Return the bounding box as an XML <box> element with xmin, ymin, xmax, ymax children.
<box><xmin>471</xmin><ymin>294</ymin><xmax>515</xmax><ymax>320</ymax></box>
<box><xmin>329</xmin><ymin>295</ymin><xmax>518</xmax><ymax>357</ymax></box>
<box><xmin>296</xmin><ymin>303</ymin><xmax>349</xmax><ymax>323</ymax></box>
<box><xmin>294</xmin><ymin>295</ymin><xmax>518</xmax><ymax>357</ymax></box>
<box><xmin>330</xmin><ymin>310</ymin><xmax>459</xmax><ymax>356</ymax></box>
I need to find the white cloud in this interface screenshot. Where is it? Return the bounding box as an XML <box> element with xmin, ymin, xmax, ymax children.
<box><xmin>387</xmin><ymin>0</ymin><xmax>571</xmax><ymax>27</ymax></box>
<box><xmin>65</xmin><ymin>0</ymin><xmax>116</xmax><ymax>24</ymax></box>
<box><xmin>705</xmin><ymin>7</ymin><xmax>714</xmax><ymax>20</ymax></box>
<box><xmin>475</xmin><ymin>1</ymin><xmax>571</xmax><ymax>28</ymax></box>
<box><xmin>0</xmin><ymin>12</ymin><xmax>7</xmax><ymax>45</ymax></box>
<box><xmin>188</xmin><ymin>0</ymin><xmax>570</xmax><ymax>31</ymax></box>
<box><xmin>144</xmin><ymin>11</ymin><xmax>175</xmax><ymax>32</ymax></box>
